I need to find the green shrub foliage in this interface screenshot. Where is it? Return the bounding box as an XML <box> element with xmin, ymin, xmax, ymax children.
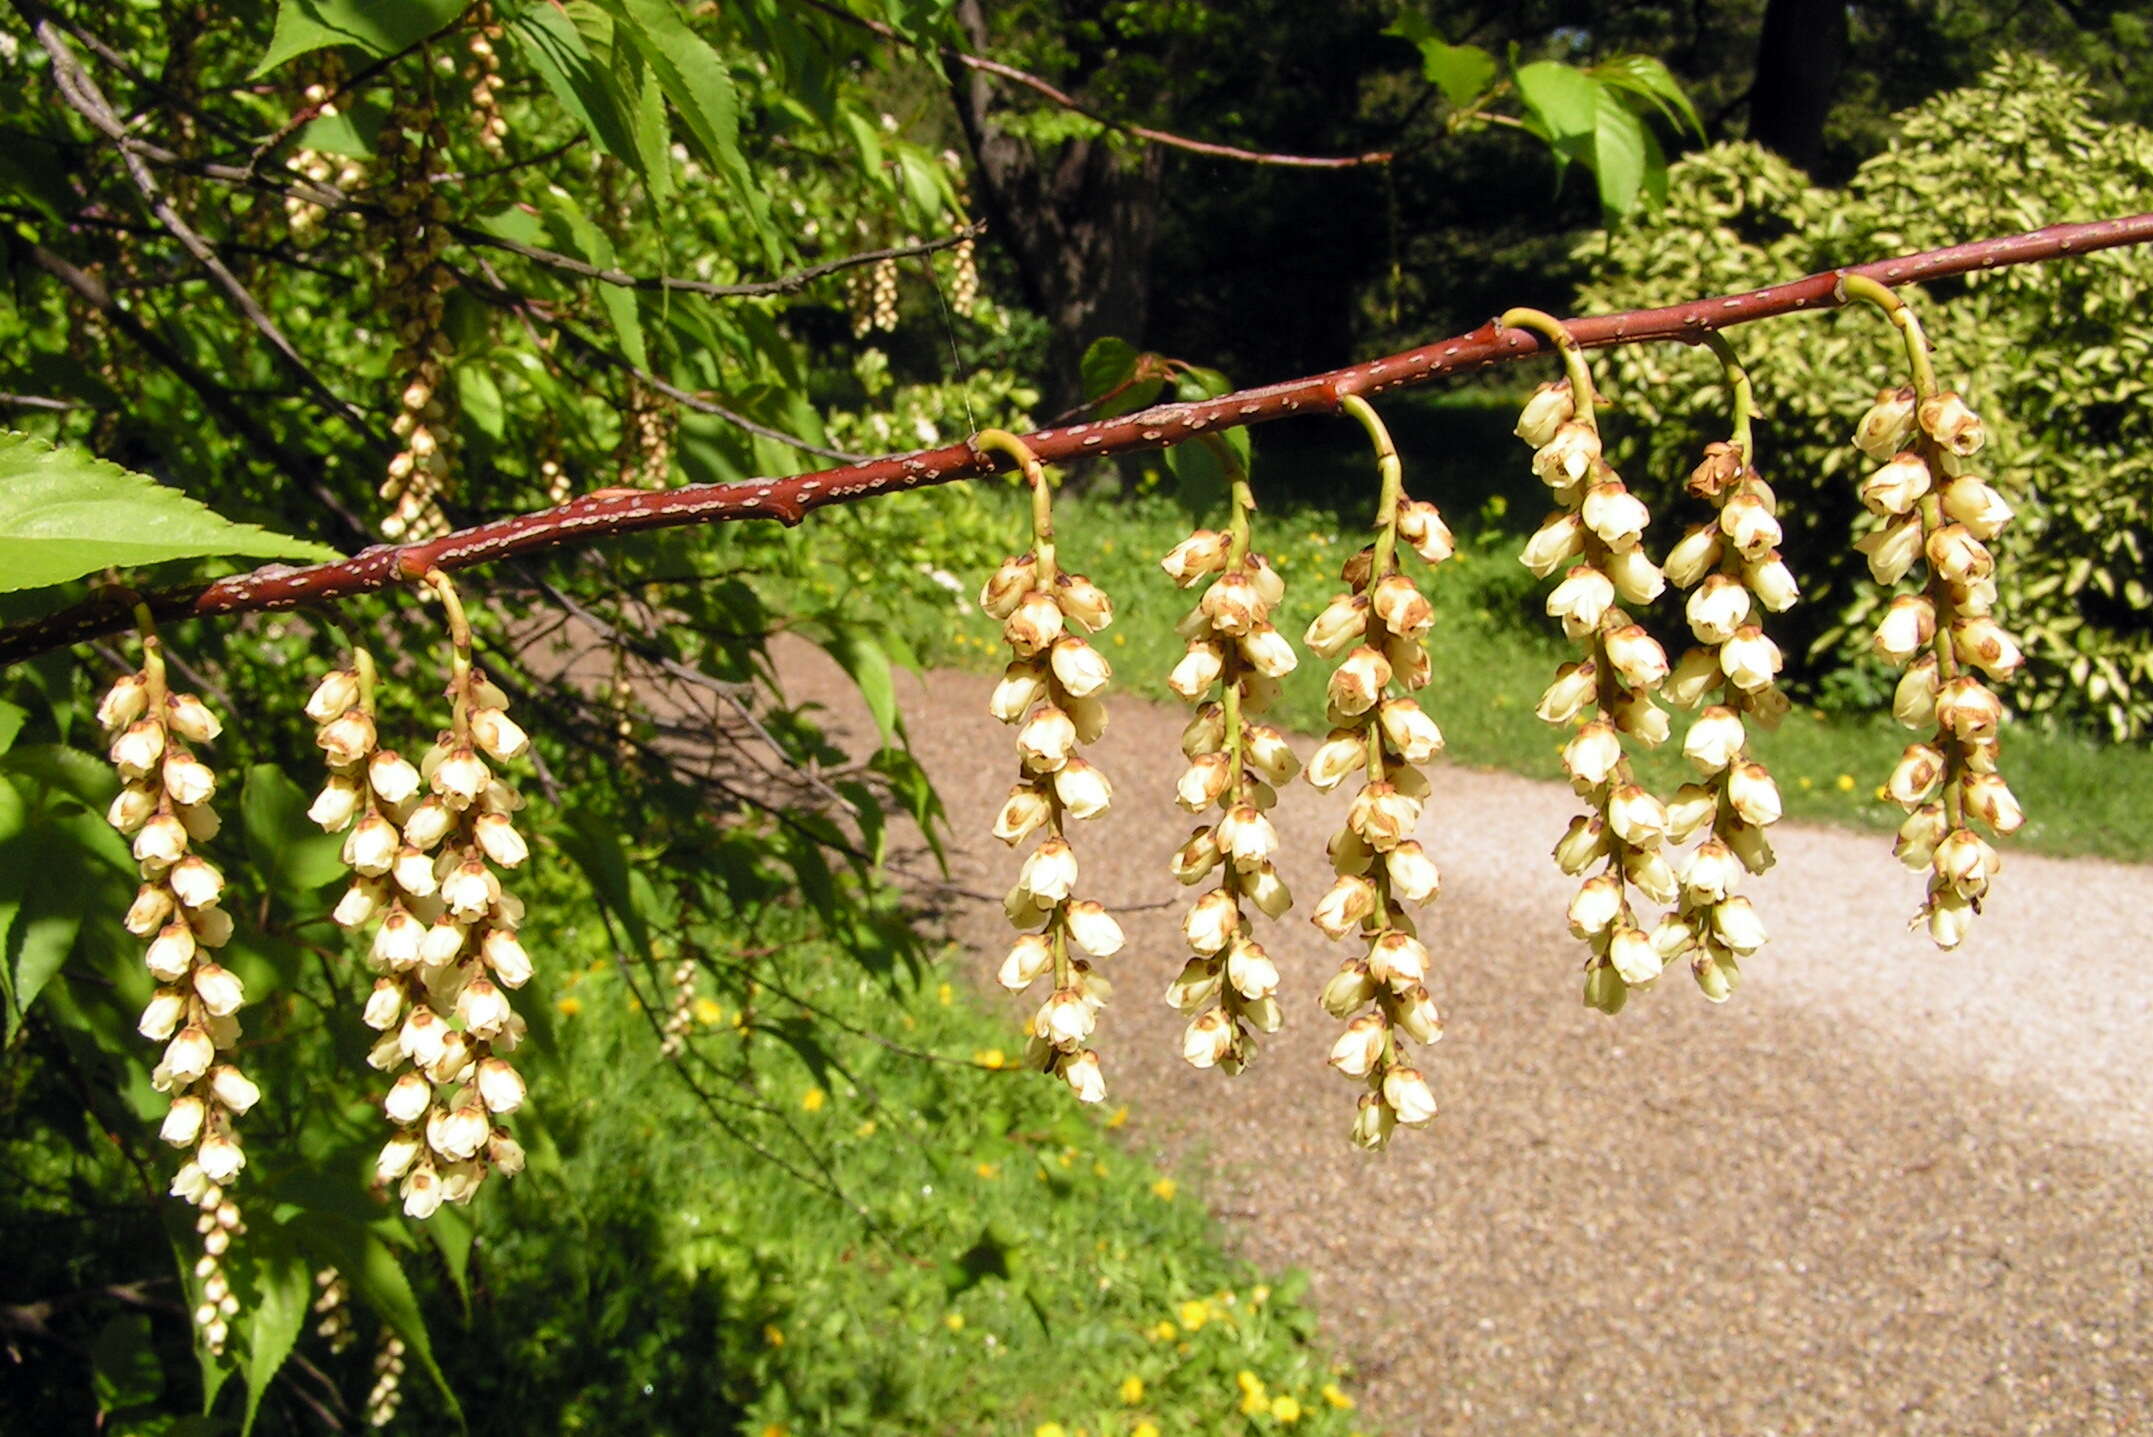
<box><xmin>1576</xmin><ymin>55</ymin><xmax>2153</xmax><ymax>736</ymax></box>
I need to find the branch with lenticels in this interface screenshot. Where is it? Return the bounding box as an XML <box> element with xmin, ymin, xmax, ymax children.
<box><xmin>3</xmin><ymin>213</ymin><xmax>2149</xmax><ymax>666</ymax></box>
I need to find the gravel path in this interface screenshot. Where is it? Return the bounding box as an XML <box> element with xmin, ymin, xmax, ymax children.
<box><xmin>773</xmin><ymin>641</ymin><xmax>2153</xmax><ymax>1435</ymax></box>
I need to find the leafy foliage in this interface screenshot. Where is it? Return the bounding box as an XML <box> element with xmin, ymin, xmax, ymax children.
<box><xmin>1574</xmin><ymin>55</ymin><xmax>2153</xmax><ymax>736</ymax></box>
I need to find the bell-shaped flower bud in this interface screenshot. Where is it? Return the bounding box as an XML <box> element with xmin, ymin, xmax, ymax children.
<box><xmin>1661</xmin><ymin>647</ymin><xmax>1721</xmax><ymax>712</ymax></box>
<box><xmin>164</xmin><ymin>1025</ymin><xmax>215</xmax><ymax>1085</ymax></box>
<box><xmin>480</xmin><ymin>926</ymin><xmax>532</xmax><ymax>988</ymax></box>
<box><xmin>1347</xmin><ymin>781</ymin><xmax>1420</xmax><ymax>851</ymax></box>
<box><xmin>107</xmin><ymin>782</ymin><xmax>158</xmax><ymax>835</ymax></box>
<box><xmin>1366</xmin><ymin>929</ymin><xmax>1429</xmax><ymax>989</ymax></box>
<box><xmin>1002</xmin><ymin>591</ymin><xmax>1064</xmax><ymax>658</ymax></box>
<box><xmin>1854</xmin><ymin>386</ymin><xmax>1919</xmax><ymax>460</ymax></box>
<box><xmin>1925</xmin><ymin>885</ymin><xmax>1976</xmax><ymax>949</ymax></box>
<box><xmin>1885</xmin><ymin>743</ymin><xmax>1946</xmax><ymax>808</ymax></box>
<box><xmin>1581</xmin><ymin>480</ymin><xmax>1649</xmax><ymax>551</ymax></box>
<box><xmin>456</xmin><ymin>978</ymin><xmax>514</xmax><ymax>1040</ymax></box>
<box><xmin>474</xmin><ymin>812</ymin><xmax>529</xmax><ymax>869</ymax></box>
<box><xmin>109</xmin><ymin>719</ymin><xmax>167</xmax><ymax>781</ymax></box>
<box><xmin>1917</xmin><ymin>391</ymin><xmax>1985</xmax><ymax>457</ymax></box>
<box><xmin>992</xmin><ymin>784</ymin><xmax>1052</xmax><ymax>847</ymax></box>
<box><xmin>1328</xmin><ymin>1013</ymin><xmax>1388</xmax><ymax>1079</ymax></box>
<box><xmin>1741</xmin><ymin>552</ymin><xmax>1799</xmax><ymax>613</ymax></box>
<box><xmin>1352</xmin><ymin>1092</ymin><xmax>1398</xmax><ymax>1150</ymax></box>
<box><xmin>1175</xmin><ymin>752</ymin><xmax>1231</xmax><ymax>813</ymax></box>
<box><xmin>1933</xmin><ymin>827</ymin><xmax>1999</xmax><ymax>900</ymax></box>
<box><xmin>1327</xmin><ymin>646</ymin><xmax>1391</xmax><ymax>716</ymax></box>
<box><xmin>1050</xmin><ymin>637</ymin><xmax>1112</xmax><ymax>699</ymax></box>
<box><xmin>1873</xmin><ymin>595</ymin><xmax>1937</xmax><ymax>667</ymax></box>
<box><xmin>1182</xmin><ymin>888</ymin><xmax>1240</xmax><ymax>954</ymax></box>
<box><xmin>1160</xmin><ymin>531</ymin><xmax>1230</xmax><ymax>586</ymax></box>
<box><xmin>1225</xmin><ymin>939</ymin><xmax>1280</xmax><ymax>1001</ymax></box>
<box><xmin>161</xmin><ymin>1094</ymin><xmax>207</xmax><ymax>1147</ymax></box>
<box><xmin>1561</xmin><ymin>720</ymin><xmax>1623</xmax><ymax>789</ymax></box>
<box><xmin>391</xmin><ymin>845</ymin><xmax>439</xmax><ymax>899</ymax></box>
<box><xmin>1961</xmin><ymin>771</ymin><xmax>2024</xmax><ymax>836</ymax></box>
<box><xmin>1567</xmin><ymin>874</ymin><xmax>1624</xmax><ymax>937</ymax></box>
<box><xmin>1167</xmin><ymin>641</ymin><xmax>1224</xmax><ymax>703</ymax></box>
<box><xmin>1239</xmin><ymin>623</ymin><xmax>1298</xmax><ymax>679</ymax></box>
<box><xmin>1546</xmin><ymin>565</ymin><xmax>1615</xmax><ymax>638</ymax></box>
<box><xmin>1181</xmin><ymin>1009</ymin><xmax>1236</xmax><ymax>1069</ymax></box>
<box><xmin>1663</xmin><ymin>524</ymin><xmax>1725</xmax><ymax>591</ymax></box>
<box><xmin>1603</xmin><ymin>625</ymin><xmax>1670</xmax><ymax>690</ymax></box>
<box><xmin>1663</xmin><ymin>784</ymin><xmax>1715</xmax><ymax>845</ymax></box>
<box><xmin>979</xmin><ymin>553</ymin><xmax>1038</xmax><ymax>618</ymax></box>
<box><xmin>186</xmin><ymin>962</ymin><xmax>243</xmax><ymax>1018</ymax></box>
<box><xmin>1245</xmin><ymin>862</ymin><xmax>1292</xmax><ymax>919</ymax></box>
<box><xmin>1719</xmin><ymin>492</ymin><xmax>1783</xmax><ymax>559</ymax></box>
<box><xmin>1199</xmin><ymin>572</ymin><xmax>1266</xmax><ymax>637</ymax></box>
<box><xmin>476</xmin><ymin>1057</ymin><xmax>527</xmax><ymax>1116</ymax></box>
<box><xmin>1725</xmin><ymin>818</ymin><xmax>1776</xmax><ymax>876</ymax></box>
<box><xmin>1682</xmin><ymin>839</ymin><xmax>1745</xmax><ymax>904</ymax></box>
<box><xmin>468</xmin><ymin>707</ymin><xmax>529</xmax><ymax>763</ymax></box>
<box><xmin>99</xmin><ymin>672</ymin><xmax>151</xmax><ymax>731</ymax></box>
<box><xmin>1607</xmin><ymin>925</ymin><xmax>1663</xmax><ymax>985</ymax></box>
<box><xmin>1535</xmin><ymin>661</ymin><xmax>1598</xmax><ymax>726</ymax></box>
<box><xmin>164</xmin><ymin>693</ymin><xmax>222</xmax><ymax>745</ymax></box>
<box><xmin>1855</xmin><ymin>514</ymin><xmax>1923</xmax><ymax>586</ymax></box>
<box><xmin>1377</xmin><ymin>698</ymin><xmax>1443</xmax><ymax>765</ymax></box>
<box><xmin>431</xmin><ymin>747</ymin><xmax>491</xmax><ymax>808</ymax></box>
<box><xmin>1383</xmin><ymin>1066</ymin><xmax>1439</xmax><ymax>1125</ymax></box>
<box><xmin>196</xmin><ymin>1133</ymin><xmax>246</xmax><ymax>1184</ymax></box>
<box><xmin>316</xmin><ymin>707</ymin><xmax>377</xmax><ymax>767</ymax></box>
<box><xmin>1625</xmin><ymin>847</ymin><xmax>1680</xmax><ymax>904</ymax></box>
<box><xmin>1305</xmin><ymin>729</ymin><xmax>1366</xmax><ymax>792</ymax></box>
<box><xmin>1059</xmin><ymin>1048</ymin><xmax>1107</xmax><ymax>1102</ymax></box>
<box><xmin>1034</xmin><ymin>987</ymin><xmax>1094</xmax><ymax>1050</ymax></box>
<box><xmin>138</xmin><ymin>986</ymin><xmax>187</xmax><ymax>1041</ymax></box>
<box><xmin>1018</xmin><ymin>837</ymin><xmax>1078</xmax><ymax>905</ymax></box>
<box><xmin>1941</xmin><ymin>476</ymin><xmax>2012</xmax><ymax>539</ymax></box>
<box><xmin>1934</xmin><ymin>676</ymin><xmax>2003</xmax><ymax>741</ymax></box>
<box><xmin>1385</xmin><ymin>841</ymin><xmax>1441</xmax><ymax>905</ymax></box>
<box><xmin>1711</xmin><ymin>895</ymin><xmax>1768</xmax><ymax>955</ymax></box>
<box><xmin>1683</xmin><ymin>705</ymin><xmax>1745</xmax><ymax>775</ymax></box>
<box><xmin>1719</xmin><ymin>626</ymin><xmax>1782</xmax><ymax>693</ymax></box>
<box><xmin>1016</xmin><ymin>706</ymin><xmax>1078</xmax><ymax>774</ymax></box>
<box><xmin>1396</xmin><ymin>500</ymin><xmax>1455</xmax><ymax>564</ymax></box>
<box><xmin>1515</xmin><ymin>378</ymin><xmax>1575</xmax><ymax>447</ymax></box>
<box><xmin>1532</xmin><ymin>420</ymin><xmax>1600</xmax><ymax>484</ymax></box>
<box><xmin>1607</xmin><ymin>545</ymin><xmax>1665</xmax><ymax>606</ymax></box>
<box><xmin>1215</xmin><ymin>803</ymin><xmax>1278</xmax><ymax>872</ymax></box>
<box><xmin>1312</xmin><ymin>874</ymin><xmax>1378</xmax><ymax>940</ymax></box>
<box><xmin>1303</xmin><ymin>593</ymin><xmax>1369</xmax><ymax>661</ymax></box>
<box><xmin>164</xmin><ymin>856</ymin><xmax>222</xmax><ymax>911</ymax></box>
<box><xmin>1925</xmin><ymin>523</ymin><xmax>1993</xmax><ymax>587</ymax></box>
<box><xmin>1859</xmin><ymin>453</ymin><xmax>1932</xmax><ymax>516</ymax></box>
<box><xmin>1686</xmin><ymin>573</ymin><xmax>1751</xmax><ymax>645</ymax></box>
<box><xmin>1950</xmin><ymin>616</ymin><xmax>2024</xmax><ymax>683</ymax></box>
<box><xmin>1053</xmin><ymin>758</ymin><xmax>1113</xmax><ymax>821</ymax></box>
<box><xmin>1242</xmin><ymin>725</ymin><xmax>1300</xmax><ymax>786</ymax></box>
<box><xmin>1606</xmin><ymin>784</ymin><xmax>1668</xmax><ymax>848</ymax></box>
<box><xmin>1552</xmin><ymin>813</ymin><xmax>1609</xmax><ymax>875</ymax></box>
<box><xmin>1370</xmin><ymin>575</ymin><xmax>1433</xmax><ymax>642</ymax></box>
<box><xmin>1319</xmin><ymin>960</ymin><xmax>1377</xmax><ymax>1021</ymax></box>
<box><xmin>1520</xmin><ymin>511</ymin><xmax>1584</xmax><ymax>579</ymax></box>
<box><xmin>1727</xmin><ymin>761</ymin><xmax>1783</xmax><ymax>827</ymax></box>
<box><xmin>1053</xmin><ymin>572</ymin><xmax>1114</xmax><ymax>634</ymax></box>
<box><xmin>989</xmin><ymin>660</ymin><xmax>1047</xmax><ymax>725</ymax></box>
<box><xmin>400</xmin><ymin>1164</ymin><xmax>446</xmax><ymax>1219</ymax></box>
<box><xmin>1064</xmin><ymin>900</ymin><xmax>1123</xmax><ymax>958</ymax></box>
<box><xmin>369</xmin><ymin>750</ymin><xmax>423</xmax><ymax>804</ymax></box>
<box><xmin>1611</xmin><ymin>689</ymin><xmax>1670</xmax><ymax>746</ymax></box>
<box><xmin>371</xmin><ymin>904</ymin><xmax>425</xmax><ymax>970</ymax></box>
<box><xmin>1170</xmin><ymin>826</ymin><xmax>1222</xmax><ymax>885</ymax></box>
<box><xmin>209</xmin><ymin>1063</ymin><xmax>261</xmax><ymax>1115</ymax></box>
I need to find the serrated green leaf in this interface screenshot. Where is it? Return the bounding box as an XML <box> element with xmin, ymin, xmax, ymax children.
<box><xmin>1513</xmin><ymin>61</ymin><xmax>1599</xmax><ymax>178</ymax></box>
<box><xmin>1591</xmin><ymin>53</ymin><xmax>1704</xmax><ymax>139</ymax></box>
<box><xmin>290</xmin><ymin>1217</ymin><xmax>460</xmax><ymax>1421</ymax></box>
<box><xmin>1413</xmin><ymin>37</ymin><xmax>1498</xmax><ymax>108</ymax></box>
<box><xmin>507</xmin><ymin>6</ymin><xmax>647</xmax><ymax>176</ymax></box>
<box><xmin>0</xmin><ymin>433</ymin><xmax>339</xmax><ymax>591</ymax></box>
<box><xmin>539</xmin><ymin>193</ymin><xmax>648</xmax><ymax>372</ymax></box>
<box><xmin>0</xmin><ymin>700</ymin><xmax>25</xmax><ymax>755</ymax></box>
<box><xmin>91</xmin><ymin>1312</ymin><xmax>162</xmax><ymax>1414</ymax></box>
<box><xmin>240</xmin><ymin>1237</ymin><xmax>311</xmax><ymax>1436</ymax></box>
<box><xmin>7</xmin><ymin>848</ymin><xmax>85</xmax><ymax>1038</ymax></box>
<box><xmin>822</xmin><ymin>630</ymin><xmax>898</xmax><ymax>742</ymax></box>
<box><xmin>552</xmin><ymin>809</ymin><xmax>653</xmax><ymax>960</ymax></box>
<box><xmin>252</xmin><ymin>0</ymin><xmax>467</xmax><ymax>78</ymax></box>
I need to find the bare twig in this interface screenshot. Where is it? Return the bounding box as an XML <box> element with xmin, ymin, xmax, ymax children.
<box><xmin>7</xmin><ymin>211</ymin><xmax>2152</xmax><ymax>664</ymax></box>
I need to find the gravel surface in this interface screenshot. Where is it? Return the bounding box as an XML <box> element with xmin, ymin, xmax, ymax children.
<box><xmin>774</xmin><ymin>640</ymin><xmax>2153</xmax><ymax>1435</ymax></box>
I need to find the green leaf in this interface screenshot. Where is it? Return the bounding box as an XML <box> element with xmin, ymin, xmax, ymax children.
<box><xmin>1382</xmin><ymin>15</ymin><xmax>1498</xmax><ymax>110</ymax></box>
<box><xmin>0</xmin><ymin>432</ymin><xmax>339</xmax><ymax>591</ymax></box>
<box><xmin>91</xmin><ymin>1313</ymin><xmax>162</xmax><ymax>1415</ymax></box>
<box><xmin>239</xmin><ymin>763</ymin><xmax>347</xmax><ymax>905</ymax></box>
<box><xmin>1591</xmin><ymin>84</ymin><xmax>1651</xmax><ymax>223</ymax></box>
<box><xmin>508</xmin><ymin>6</ymin><xmax>650</xmax><ymax>176</ymax></box>
<box><xmin>1512</xmin><ymin>61</ymin><xmax>1599</xmax><ymax>177</ymax></box>
<box><xmin>552</xmin><ymin>810</ymin><xmax>653</xmax><ymax>960</ymax></box>
<box><xmin>240</xmin><ymin>1238</ymin><xmax>312</xmax><ymax>1436</ymax></box>
<box><xmin>821</xmin><ymin>630</ymin><xmax>899</xmax><ymax>743</ymax></box>
<box><xmin>7</xmin><ymin>849</ymin><xmax>85</xmax><ymax>1039</ymax></box>
<box><xmin>291</xmin><ymin>1218</ymin><xmax>460</xmax><ymax>1421</ymax></box>
<box><xmin>605</xmin><ymin>0</ymin><xmax>777</xmax><ymax>258</ymax></box>
<box><xmin>253</xmin><ymin>0</ymin><xmax>467</xmax><ymax>78</ymax></box>
<box><xmin>539</xmin><ymin>194</ymin><xmax>649</xmax><ymax>372</ymax></box>
<box><xmin>1591</xmin><ymin>53</ymin><xmax>1704</xmax><ymax>139</ymax></box>
<box><xmin>0</xmin><ymin>700</ymin><xmax>26</xmax><ymax>755</ymax></box>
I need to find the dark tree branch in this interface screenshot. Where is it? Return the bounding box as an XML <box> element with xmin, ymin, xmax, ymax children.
<box><xmin>797</xmin><ymin>0</ymin><xmax>1392</xmax><ymax>169</ymax></box>
<box><xmin>5</xmin><ymin>212</ymin><xmax>2151</xmax><ymax>665</ymax></box>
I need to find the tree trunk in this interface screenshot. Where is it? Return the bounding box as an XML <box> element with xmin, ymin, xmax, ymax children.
<box><xmin>948</xmin><ymin>0</ymin><xmax>1164</xmax><ymax>416</ymax></box>
<box><xmin>1747</xmin><ymin>0</ymin><xmax>1848</xmax><ymax>175</ymax></box>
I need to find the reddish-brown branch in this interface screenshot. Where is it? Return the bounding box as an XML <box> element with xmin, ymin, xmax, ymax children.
<box><xmin>5</xmin><ymin>212</ymin><xmax>2150</xmax><ymax>665</ymax></box>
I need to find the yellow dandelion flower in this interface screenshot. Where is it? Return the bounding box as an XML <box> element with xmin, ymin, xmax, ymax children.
<box><xmin>1177</xmin><ymin>1299</ymin><xmax>1210</xmax><ymax>1330</ymax></box>
<box><xmin>975</xmin><ymin>1161</ymin><xmax>1000</xmax><ymax>1180</ymax></box>
<box><xmin>973</xmin><ymin>1048</ymin><xmax>1006</xmax><ymax>1069</ymax></box>
<box><xmin>1239</xmin><ymin>1389</ymin><xmax>1270</xmax><ymax>1417</ymax></box>
<box><xmin>1151</xmin><ymin>1320</ymin><xmax>1178</xmax><ymax>1342</ymax></box>
<box><xmin>1057</xmin><ymin>1150</ymin><xmax>1075</xmax><ymax>1168</ymax></box>
<box><xmin>1035</xmin><ymin>1424</ymin><xmax>1067</xmax><ymax>1437</ymax></box>
<box><xmin>944</xmin><ymin>1312</ymin><xmax>965</xmax><ymax>1332</ymax></box>
<box><xmin>760</xmin><ymin>1426</ymin><xmax>787</xmax><ymax>1437</ymax></box>
<box><xmin>1236</xmin><ymin>1370</ymin><xmax>1264</xmax><ymax>1396</ymax></box>
<box><xmin>1271</xmin><ymin>1395</ymin><xmax>1301</xmax><ymax>1423</ymax></box>
<box><xmin>856</xmin><ymin>1119</ymin><xmax>878</xmax><ymax>1138</ymax></box>
<box><xmin>1093</xmin><ymin>1161</ymin><xmax>1110</xmax><ymax>1178</ymax></box>
<box><xmin>1251</xmin><ymin>1285</ymin><xmax>1270</xmax><ymax>1306</ymax></box>
<box><xmin>1105</xmin><ymin>1105</ymin><xmax>1129</xmax><ymax>1129</ymax></box>
<box><xmin>1836</xmin><ymin>772</ymin><xmax>1857</xmax><ymax>792</ymax></box>
<box><xmin>555</xmin><ymin>995</ymin><xmax>583</xmax><ymax>1017</ymax></box>
<box><xmin>1151</xmin><ymin>1177</ymin><xmax>1177</xmax><ymax>1202</ymax></box>
<box><xmin>801</xmin><ymin>1088</ymin><xmax>826</xmax><ymax>1113</ymax></box>
<box><xmin>763</xmin><ymin>1324</ymin><xmax>784</xmax><ymax>1347</ymax></box>
<box><xmin>1119</xmin><ymin>1375</ymin><xmax>1144</xmax><ymax>1404</ymax></box>
<box><xmin>1798</xmin><ymin>775</ymin><xmax>1815</xmax><ymax>791</ymax></box>
<box><xmin>937</xmin><ymin>982</ymin><xmax>953</xmax><ymax>1006</ymax></box>
<box><xmin>1321</xmin><ymin>1382</ymin><xmax>1355</xmax><ymax>1410</ymax></box>
<box><xmin>626</xmin><ymin>996</ymin><xmax>643</xmax><ymax>1012</ymax></box>
<box><xmin>692</xmin><ymin>997</ymin><xmax>724</xmax><ymax>1025</ymax></box>
<box><xmin>1132</xmin><ymin>1424</ymin><xmax>1160</xmax><ymax>1437</ymax></box>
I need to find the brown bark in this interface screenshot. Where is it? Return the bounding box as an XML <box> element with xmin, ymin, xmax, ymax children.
<box><xmin>1748</xmin><ymin>0</ymin><xmax>1849</xmax><ymax>175</ymax></box>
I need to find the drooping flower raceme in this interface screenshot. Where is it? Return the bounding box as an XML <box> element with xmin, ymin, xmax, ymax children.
<box><xmin>101</xmin><ymin>633</ymin><xmax>250</xmax><ymax>1355</ymax></box>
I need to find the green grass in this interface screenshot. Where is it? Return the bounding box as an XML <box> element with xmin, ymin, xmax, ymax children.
<box><xmin>906</xmin><ymin>484</ymin><xmax>2152</xmax><ymax>865</ymax></box>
